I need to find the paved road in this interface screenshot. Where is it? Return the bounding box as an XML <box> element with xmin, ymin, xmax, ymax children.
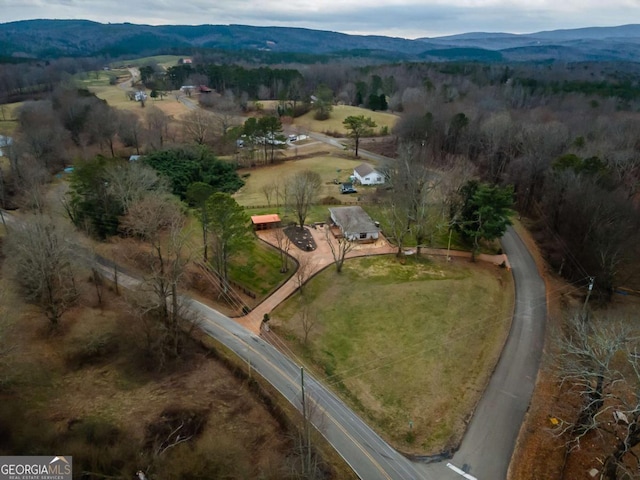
<box><xmin>420</xmin><ymin>226</ymin><xmax>547</xmax><ymax>480</ymax></box>
<box><xmin>190</xmin><ymin>301</ymin><xmax>427</xmax><ymax>480</ymax></box>
<box><xmin>308</xmin><ymin>131</ymin><xmax>393</xmax><ymax>165</ymax></box>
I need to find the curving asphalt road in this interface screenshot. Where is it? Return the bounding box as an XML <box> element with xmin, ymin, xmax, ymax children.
<box><xmin>421</xmin><ymin>226</ymin><xmax>547</xmax><ymax>480</ymax></box>
<box><xmin>190</xmin><ymin>301</ymin><xmax>426</xmax><ymax>480</ymax></box>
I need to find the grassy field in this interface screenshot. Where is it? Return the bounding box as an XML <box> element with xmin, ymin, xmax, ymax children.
<box><xmin>88</xmin><ymin>83</ymin><xmax>189</xmax><ymax>117</ymax></box>
<box><xmin>113</xmin><ymin>55</ymin><xmax>184</xmax><ymax>69</ymax></box>
<box><xmin>294</xmin><ymin>105</ymin><xmax>399</xmax><ymax>136</ymax></box>
<box><xmin>0</xmin><ymin>102</ymin><xmax>21</xmax><ymax>136</ymax></box>
<box><xmin>271</xmin><ymin>254</ymin><xmax>514</xmax><ymax>453</ymax></box>
<box><xmin>78</xmin><ymin>68</ymin><xmax>189</xmax><ymax>118</ymax></box>
<box><xmin>234</xmin><ymin>155</ymin><xmax>366</xmax><ymax>207</ymax></box>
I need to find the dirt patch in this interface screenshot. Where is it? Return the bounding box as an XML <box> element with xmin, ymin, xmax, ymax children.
<box><xmin>360</xmin><ymin>136</ymin><xmax>397</xmax><ymax>158</ymax></box>
<box><xmin>284</xmin><ymin>225</ymin><xmax>317</xmax><ymax>252</ymax></box>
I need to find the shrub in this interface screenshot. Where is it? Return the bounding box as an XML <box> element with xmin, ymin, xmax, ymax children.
<box><xmin>66</xmin><ymin>331</ymin><xmax>119</xmax><ymax>369</ymax></box>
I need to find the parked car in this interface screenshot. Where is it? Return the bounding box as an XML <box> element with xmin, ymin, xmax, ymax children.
<box><xmin>340</xmin><ymin>183</ymin><xmax>357</xmax><ymax>194</ymax></box>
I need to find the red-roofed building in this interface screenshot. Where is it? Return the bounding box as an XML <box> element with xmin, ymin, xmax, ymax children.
<box><xmin>251</xmin><ymin>214</ymin><xmax>281</xmax><ymax>231</ymax></box>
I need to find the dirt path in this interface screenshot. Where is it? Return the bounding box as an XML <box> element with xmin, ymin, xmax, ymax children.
<box><xmin>238</xmin><ymin>226</ymin><xmax>510</xmax><ymax>334</ymax></box>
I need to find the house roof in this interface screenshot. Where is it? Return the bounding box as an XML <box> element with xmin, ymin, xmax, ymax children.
<box><xmin>354</xmin><ymin>163</ymin><xmax>378</xmax><ymax>177</ymax></box>
<box><xmin>329</xmin><ymin>206</ymin><xmax>378</xmax><ymax>233</ymax></box>
<box><xmin>251</xmin><ymin>214</ymin><xmax>281</xmax><ymax>224</ymax></box>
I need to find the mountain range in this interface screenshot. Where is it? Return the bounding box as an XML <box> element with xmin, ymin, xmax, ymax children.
<box><xmin>2</xmin><ymin>19</ymin><xmax>640</xmax><ymax>63</ymax></box>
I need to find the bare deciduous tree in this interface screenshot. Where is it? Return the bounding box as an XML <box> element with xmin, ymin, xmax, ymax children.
<box><xmin>199</xmin><ymin>91</ymin><xmax>242</xmax><ymax>136</ymax></box>
<box><xmin>105</xmin><ymin>161</ymin><xmax>168</xmax><ymax>213</ymax></box>
<box><xmin>4</xmin><ymin>215</ymin><xmax>78</xmax><ymax>326</ymax></box>
<box><xmin>120</xmin><ymin>193</ymin><xmax>189</xmax><ymax>360</ymax></box>
<box><xmin>86</xmin><ymin>101</ymin><xmax>119</xmax><ymax>157</ymax></box>
<box><xmin>16</xmin><ymin>100</ymin><xmax>68</xmax><ymax>171</ymax></box>
<box><xmin>554</xmin><ymin>312</ymin><xmax>640</xmax><ymax>480</ymax></box>
<box><xmin>384</xmin><ymin>144</ymin><xmax>437</xmax><ymax>257</ymax></box>
<box><xmin>261</xmin><ymin>180</ymin><xmax>279</xmax><ymax>208</ymax></box>
<box><xmin>294</xmin><ymin>254</ymin><xmax>312</xmax><ymax>295</ymax></box>
<box><xmin>287</xmin><ymin>170</ymin><xmax>321</xmax><ymax>229</ymax></box>
<box><xmin>146</xmin><ymin>106</ymin><xmax>170</xmax><ymax>150</ymax></box>
<box><xmin>324</xmin><ymin>224</ymin><xmax>355</xmax><ymax>273</ymax></box>
<box><xmin>273</xmin><ymin>227</ymin><xmax>292</xmax><ymax>273</ymax></box>
<box><xmin>118</xmin><ymin>110</ymin><xmax>145</xmax><ymax>155</ymax></box>
<box><xmin>300</xmin><ymin>303</ymin><xmax>317</xmax><ymax>346</ymax></box>
<box><xmin>182</xmin><ymin>109</ymin><xmax>216</xmax><ymax>145</ymax></box>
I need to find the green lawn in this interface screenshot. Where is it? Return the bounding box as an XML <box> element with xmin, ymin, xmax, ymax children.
<box><xmin>182</xmin><ymin>215</ymin><xmax>288</xmax><ymax>302</ymax></box>
<box><xmin>271</xmin><ymin>255</ymin><xmax>513</xmax><ymax>453</ymax></box>
<box><xmin>229</xmin><ymin>239</ymin><xmax>289</xmax><ymax>296</ymax></box>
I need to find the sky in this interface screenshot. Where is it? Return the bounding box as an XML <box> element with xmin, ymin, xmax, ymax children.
<box><xmin>3</xmin><ymin>0</ymin><xmax>640</xmax><ymax>39</ymax></box>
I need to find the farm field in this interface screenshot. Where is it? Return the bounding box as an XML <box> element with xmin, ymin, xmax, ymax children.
<box><xmin>271</xmin><ymin>254</ymin><xmax>514</xmax><ymax>454</ymax></box>
<box><xmin>80</xmin><ymin>69</ymin><xmax>190</xmax><ymax>118</ymax></box>
<box><xmin>0</xmin><ymin>102</ymin><xmax>21</xmax><ymax>136</ymax></box>
<box><xmin>112</xmin><ymin>55</ymin><xmax>184</xmax><ymax>69</ymax></box>
<box><xmin>294</xmin><ymin>105</ymin><xmax>399</xmax><ymax>135</ymax></box>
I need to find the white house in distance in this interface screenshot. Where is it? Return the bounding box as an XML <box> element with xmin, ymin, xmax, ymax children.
<box><xmin>329</xmin><ymin>206</ymin><xmax>379</xmax><ymax>242</ymax></box>
<box><xmin>353</xmin><ymin>163</ymin><xmax>385</xmax><ymax>186</ymax></box>
<box><xmin>0</xmin><ymin>135</ymin><xmax>12</xmax><ymax>157</ymax></box>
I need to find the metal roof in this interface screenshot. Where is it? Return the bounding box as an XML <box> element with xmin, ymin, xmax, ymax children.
<box><xmin>251</xmin><ymin>214</ymin><xmax>281</xmax><ymax>224</ymax></box>
<box><xmin>329</xmin><ymin>206</ymin><xmax>378</xmax><ymax>233</ymax></box>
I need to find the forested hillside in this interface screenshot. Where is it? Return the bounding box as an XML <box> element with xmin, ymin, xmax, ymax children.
<box><xmin>2</xmin><ymin>20</ymin><xmax>640</xmax><ymax>62</ymax></box>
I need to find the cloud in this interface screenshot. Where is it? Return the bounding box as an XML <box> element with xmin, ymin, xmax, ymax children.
<box><xmin>3</xmin><ymin>0</ymin><xmax>640</xmax><ymax>38</ymax></box>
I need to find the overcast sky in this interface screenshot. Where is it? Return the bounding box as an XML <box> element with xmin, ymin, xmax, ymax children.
<box><xmin>3</xmin><ymin>0</ymin><xmax>639</xmax><ymax>39</ymax></box>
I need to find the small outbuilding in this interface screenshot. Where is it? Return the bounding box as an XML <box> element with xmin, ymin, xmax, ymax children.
<box><xmin>353</xmin><ymin>163</ymin><xmax>385</xmax><ymax>185</ymax></box>
<box><xmin>251</xmin><ymin>214</ymin><xmax>281</xmax><ymax>231</ymax></box>
<box><xmin>329</xmin><ymin>206</ymin><xmax>379</xmax><ymax>242</ymax></box>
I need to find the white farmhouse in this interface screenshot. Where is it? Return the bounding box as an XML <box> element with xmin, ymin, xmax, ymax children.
<box><xmin>329</xmin><ymin>206</ymin><xmax>379</xmax><ymax>242</ymax></box>
<box><xmin>353</xmin><ymin>163</ymin><xmax>385</xmax><ymax>185</ymax></box>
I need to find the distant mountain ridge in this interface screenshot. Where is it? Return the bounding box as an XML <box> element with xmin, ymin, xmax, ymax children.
<box><xmin>1</xmin><ymin>19</ymin><xmax>640</xmax><ymax>62</ymax></box>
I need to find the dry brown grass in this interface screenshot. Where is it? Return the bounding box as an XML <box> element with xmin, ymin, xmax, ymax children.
<box><xmin>294</xmin><ymin>105</ymin><xmax>399</xmax><ymax>135</ymax></box>
<box><xmin>0</xmin><ymin>268</ymin><xmax>299</xmax><ymax>478</ymax></box>
<box><xmin>234</xmin><ymin>155</ymin><xmax>367</xmax><ymax>207</ymax></box>
<box><xmin>0</xmin><ymin>102</ymin><xmax>21</xmax><ymax>136</ymax></box>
